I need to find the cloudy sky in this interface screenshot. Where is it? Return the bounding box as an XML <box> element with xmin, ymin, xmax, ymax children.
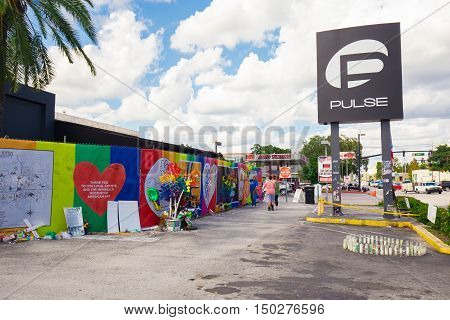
<box><xmin>49</xmin><ymin>0</ymin><xmax>450</xmax><ymax>162</ymax></box>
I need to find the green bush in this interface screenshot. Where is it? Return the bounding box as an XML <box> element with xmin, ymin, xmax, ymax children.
<box><xmin>397</xmin><ymin>196</ymin><xmax>450</xmax><ymax>237</ymax></box>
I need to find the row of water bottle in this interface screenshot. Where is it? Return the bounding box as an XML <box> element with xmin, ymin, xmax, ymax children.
<box><xmin>343</xmin><ymin>234</ymin><xmax>426</xmax><ymax>256</ymax></box>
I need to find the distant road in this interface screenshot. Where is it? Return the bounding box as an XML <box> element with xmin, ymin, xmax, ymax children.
<box><xmin>376</xmin><ymin>188</ymin><xmax>450</xmax><ymax>207</ymax></box>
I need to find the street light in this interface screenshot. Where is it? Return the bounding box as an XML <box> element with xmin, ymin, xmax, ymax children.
<box><xmin>321</xmin><ymin>140</ymin><xmax>330</xmax><ymax>157</ymax></box>
<box><xmin>357</xmin><ymin>133</ymin><xmax>365</xmax><ymax>191</ymax></box>
<box><xmin>215</xmin><ymin>141</ymin><xmax>222</xmax><ymax>154</ymax></box>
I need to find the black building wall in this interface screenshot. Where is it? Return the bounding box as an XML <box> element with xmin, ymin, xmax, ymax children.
<box><xmin>4</xmin><ymin>85</ymin><xmax>55</xmax><ymax>141</ymax></box>
<box><xmin>54</xmin><ymin>120</ymin><xmax>217</xmax><ymax>157</ymax></box>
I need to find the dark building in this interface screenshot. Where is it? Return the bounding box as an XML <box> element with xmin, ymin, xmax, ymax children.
<box><xmin>4</xmin><ymin>84</ymin><xmax>55</xmax><ymax>141</ymax></box>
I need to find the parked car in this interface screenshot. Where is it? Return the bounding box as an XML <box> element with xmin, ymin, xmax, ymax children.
<box><xmin>393</xmin><ymin>182</ymin><xmax>402</xmax><ymax>191</ymax></box>
<box><xmin>341</xmin><ymin>183</ymin><xmax>369</xmax><ymax>192</ymax></box>
<box><xmin>414</xmin><ymin>182</ymin><xmax>443</xmax><ymax>194</ymax></box>
<box><xmin>279</xmin><ymin>181</ymin><xmax>293</xmax><ymax>195</ymax></box>
<box><xmin>402</xmin><ymin>180</ymin><xmax>414</xmax><ymax>193</ymax></box>
<box><xmin>376</xmin><ymin>182</ymin><xmax>383</xmax><ymax>189</ymax></box>
<box><xmin>370</xmin><ymin>180</ymin><xmax>382</xmax><ymax>188</ymax></box>
<box><xmin>440</xmin><ymin>181</ymin><xmax>450</xmax><ymax>191</ymax></box>
<box><xmin>348</xmin><ymin>183</ymin><xmax>360</xmax><ymax>191</ymax></box>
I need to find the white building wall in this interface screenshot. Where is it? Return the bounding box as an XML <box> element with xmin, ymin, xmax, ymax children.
<box><xmin>412</xmin><ymin>170</ymin><xmax>450</xmax><ymax>183</ymax></box>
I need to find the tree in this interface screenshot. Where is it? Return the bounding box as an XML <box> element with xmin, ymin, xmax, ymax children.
<box><xmin>250</xmin><ymin>144</ymin><xmax>290</xmax><ymax>154</ymax></box>
<box><xmin>0</xmin><ymin>0</ymin><xmax>98</xmax><ymax>135</ymax></box>
<box><xmin>298</xmin><ymin>134</ymin><xmax>368</xmax><ymax>182</ymax></box>
<box><xmin>300</xmin><ymin>156</ymin><xmax>318</xmax><ymax>184</ymax></box>
<box><xmin>393</xmin><ymin>157</ymin><xmax>403</xmax><ymax>173</ymax></box>
<box><xmin>429</xmin><ymin>144</ymin><xmax>450</xmax><ymax>172</ymax></box>
<box><xmin>407</xmin><ymin>159</ymin><xmax>420</xmax><ymax>178</ymax></box>
<box><xmin>375</xmin><ymin>162</ymin><xmax>382</xmax><ymax>180</ymax></box>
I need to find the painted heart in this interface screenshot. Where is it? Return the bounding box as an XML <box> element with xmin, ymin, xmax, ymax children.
<box><xmin>202</xmin><ymin>163</ymin><xmax>218</xmax><ymax>206</ymax></box>
<box><xmin>74</xmin><ymin>162</ymin><xmax>126</xmax><ymax>216</ymax></box>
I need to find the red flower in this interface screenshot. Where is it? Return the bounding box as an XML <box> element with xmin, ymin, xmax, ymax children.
<box><xmin>168</xmin><ymin>162</ymin><xmax>182</xmax><ymax>177</ymax></box>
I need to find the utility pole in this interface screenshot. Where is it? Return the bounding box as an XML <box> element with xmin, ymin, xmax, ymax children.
<box><xmin>331</xmin><ymin>123</ymin><xmax>341</xmax><ymax>215</ymax></box>
<box><xmin>403</xmin><ymin>151</ymin><xmax>406</xmax><ymax>174</ymax></box>
<box><xmin>381</xmin><ymin>120</ymin><xmax>394</xmax><ymax>218</ymax></box>
<box><xmin>357</xmin><ymin>133</ymin><xmax>365</xmax><ymax>191</ymax></box>
<box><xmin>215</xmin><ymin>141</ymin><xmax>222</xmax><ymax>154</ymax></box>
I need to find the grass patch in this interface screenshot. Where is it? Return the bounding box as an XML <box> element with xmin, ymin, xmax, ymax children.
<box><xmin>396</xmin><ymin>196</ymin><xmax>450</xmax><ymax>238</ymax></box>
<box><xmin>378</xmin><ymin>196</ymin><xmax>450</xmax><ymax>239</ymax></box>
<box><xmin>424</xmin><ymin>226</ymin><xmax>450</xmax><ymax>245</ymax></box>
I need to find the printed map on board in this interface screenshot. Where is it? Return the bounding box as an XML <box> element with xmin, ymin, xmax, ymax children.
<box><xmin>0</xmin><ymin>148</ymin><xmax>53</xmax><ymax>228</ymax></box>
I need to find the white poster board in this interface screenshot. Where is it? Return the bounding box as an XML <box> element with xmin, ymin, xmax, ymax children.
<box><xmin>427</xmin><ymin>204</ymin><xmax>437</xmax><ymax>224</ymax></box>
<box><xmin>0</xmin><ymin>148</ymin><xmax>53</xmax><ymax>228</ymax></box>
<box><xmin>404</xmin><ymin>197</ymin><xmax>410</xmax><ymax>209</ymax></box>
<box><xmin>107</xmin><ymin>201</ymin><xmax>119</xmax><ymax>233</ymax></box>
<box><xmin>118</xmin><ymin>201</ymin><xmax>141</xmax><ymax>232</ymax></box>
<box><xmin>318</xmin><ymin>156</ymin><xmax>332</xmax><ymax>183</ymax></box>
<box><xmin>292</xmin><ymin>189</ymin><xmax>302</xmax><ymax>203</ymax></box>
<box><xmin>64</xmin><ymin>207</ymin><xmax>84</xmax><ymax>237</ymax></box>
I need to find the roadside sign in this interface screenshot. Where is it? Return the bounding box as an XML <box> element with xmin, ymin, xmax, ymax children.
<box><xmin>427</xmin><ymin>204</ymin><xmax>437</xmax><ymax>224</ymax></box>
<box><xmin>340</xmin><ymin>152</ymin><xmax>356</xmax><ymax>160</ymax></box>
<box><xmin>413</xmin><ymin>152</ymin><xmax>425</xmax><ymax>157</ymax></box>
<box><xmin>292</xmin><ymin>189</ymin><xmax>303</xmax><ymax>203</ymax></box>
<box><xmin>318</xmin><ymin>156</ymin><xmax>332</xmax><ymax>183</ymax></box>
<box><xmin>279</xmin><ymin>166</ymin><xmax>292</xmax><ymax>179</ymax></box>
<box><xmin>317</xmin><ymin>23</ymin><xmax>403</xmax><ymax>124</ymax></box>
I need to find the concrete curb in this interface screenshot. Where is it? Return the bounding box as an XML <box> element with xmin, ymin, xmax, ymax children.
<box><xmin>305</xmin><ymin>216</ymin><xmax>450</xmax><ymax>255</ymax></box>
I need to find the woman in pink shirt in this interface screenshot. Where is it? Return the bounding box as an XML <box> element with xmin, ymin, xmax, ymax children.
<box><xmin>263</xmin><ymin>175</ymin><xmax>276</xmax><ymax>211</ymax></box>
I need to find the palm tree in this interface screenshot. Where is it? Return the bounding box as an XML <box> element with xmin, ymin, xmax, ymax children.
<box><xmin>0</xmin><ymin>0</ymin><xmax>97</xmax><ymax>136</ymax></box>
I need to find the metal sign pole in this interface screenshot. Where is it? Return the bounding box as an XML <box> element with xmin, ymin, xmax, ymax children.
<box><xmin>325</xmin><ymin>147</ymin><xmax>329</xmax><ymax>202</ymax></box>
<box><xmin>285</xmin><ymin>178</ymin><xmax>288</xmax><ymax>203</ymax></box>
<box><xmin>331</xmin><ymin>122</ymin><xmax>341</xmax><ymax>215</ymax></box>
<box><xmin>381</xmin><ymin>119</ymin><xmax>394</xmax><ymax>218</ymax></box>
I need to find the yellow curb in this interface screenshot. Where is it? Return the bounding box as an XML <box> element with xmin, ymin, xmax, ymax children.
<box><xmin>305</xmin><ymin>216</ymin><xmax>450</xmax><ymax>255</ymax></box>
<box><xmin>410</xmin><ymin>224</ymin><xmax>450</xmax><ymax>255</ymax></box>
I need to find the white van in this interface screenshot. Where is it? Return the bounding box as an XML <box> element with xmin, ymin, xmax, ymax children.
<box><xmin>402</xmin><ymin>180</ymin><xmax>414</xmax><ymax>193</ymax></box>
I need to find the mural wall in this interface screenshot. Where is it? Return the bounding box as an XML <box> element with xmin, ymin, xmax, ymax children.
<box><xmin>0</xmin><ymin>138</ymin><xmax>261</xmax><ymax>235</ymax></box>
<box><xmin>216</xmin><ymin>161</ymin><xmax>239</xmax><ymax>209</ymax></box>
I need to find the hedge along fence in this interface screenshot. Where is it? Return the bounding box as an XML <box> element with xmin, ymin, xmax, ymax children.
<box><xmin>396</xmin><ymin>196</ymin><xmax>450</xmax><ymax>238</ymax></box>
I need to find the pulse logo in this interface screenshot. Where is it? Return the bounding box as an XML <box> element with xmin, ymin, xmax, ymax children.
<box><xmin>325</xmin><ymin>39</ymin><xmax>388</xmax><ymax>89</ymax></box>
<box><xmin>316</xmin><ymin>23</ymin><xmax>403</xmax><ymax>124</ymax></box>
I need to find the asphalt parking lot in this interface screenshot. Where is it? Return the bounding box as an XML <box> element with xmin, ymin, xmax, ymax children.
<box><xmin>1</xmin><ymin>196</ymin><xmax>449</xmax><ymax>300</ymax></box>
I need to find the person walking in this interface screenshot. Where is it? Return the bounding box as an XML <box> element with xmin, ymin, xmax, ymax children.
<box><xmin>250</xmin><ymin>177</ymin><xmax>258</xmax><ymax>207</ymax></box>
<box><xmin>263</xmin><ymin>175</ymin><xmax>276</xmax><ymax>211</ymax></box>
<box><xmin>274</xmin><ymin>176</ymin><xmax>280</xmax><ymax>210</ymax></box>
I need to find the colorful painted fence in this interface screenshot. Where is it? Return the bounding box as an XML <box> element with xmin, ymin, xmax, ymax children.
<box><xmin>0</xmin><ymin>139</ymin><xmax>262</xmax><ymax>235</ymax></box>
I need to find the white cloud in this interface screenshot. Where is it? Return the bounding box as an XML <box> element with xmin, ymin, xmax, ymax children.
<box><xmin>170</xmin><ymin>0</ymin><xmax>295</xmax><ymax>52</ymax></box>
<box><xmin>48</xmin><ymin>10</ymin><xmax>162</xmax><ymax>108</ymax></box>
<box><xmin>94</xmin><ymin>0</ymin><xmax>131</xmax><ymax>10</ymax></box>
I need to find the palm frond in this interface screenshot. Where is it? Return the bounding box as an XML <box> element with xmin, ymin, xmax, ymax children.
<box><xmin>1</xmin><ymin>0</ymin><xmax>98</xmax><ymax>91</ymax></box>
